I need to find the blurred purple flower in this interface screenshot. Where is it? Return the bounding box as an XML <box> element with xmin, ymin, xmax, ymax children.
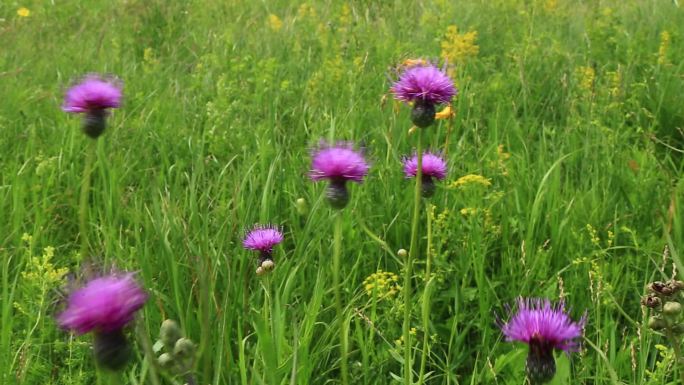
<box><xmin>243</xmin><ymin>225</ymin><xmax>284</xmax><ymax>254</ymax></box>
<box><xmin>57</xmin><ymin>273</ymin><xmax>147</xmax><ymax>335</ymax></box>
<box><xmin>62</xmin><ymin>74</ymin><xmax>123</xmax><ymax>113</ymax></box>
<box><xmin>403</xmin><ymin>152</ymin><xmax>447</xmax><ymax>180</ymax></box>
<box><xmin>391</xmin><ymin>64</ymin><xmax>456</xmax><ymax>105</ymax></box>
<box><xmin>309</xmin><ymin>142</ymin><xmax>369</xmax><ymax>183</ymax></box>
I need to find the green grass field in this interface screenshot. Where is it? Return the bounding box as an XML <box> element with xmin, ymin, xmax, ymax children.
<box><xmin>2</xmin><ymin>0</ymin><xmax>684</xmax><ymax>384</ymax></box>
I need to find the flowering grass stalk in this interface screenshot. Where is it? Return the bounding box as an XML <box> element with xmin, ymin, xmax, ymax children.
<box><xmin>333</xmin><ymin>211</ymin><xmax>349</xmax><ymax>385</ymax></box>
<box><xmin>403</xmin><ymin>130</ymin><xmax>422</xmax><ymax>385</ymax></box>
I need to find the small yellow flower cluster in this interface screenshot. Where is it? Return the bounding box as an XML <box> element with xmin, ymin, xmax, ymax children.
<box><xmin>21</xmin><ymin>244</ymin><xmax>68</xmax><ymax>286</ymax></box>
<box><xmin>17</xmin><ymin>7</ymin><xmax>30</xmax><ymax>17</ymax></box>
<box><xmin>658</xmin><ymin>31</ymin><xmax>670</xmax><ymax>66</ymax></box>
<box><xmin>586</xmin><ymin>224</ymin><xmax>601</xmax><ymax>247</ymax></box>
<box><xmin>460</xmin><ymin>207</ymin><xmax>479</xmax><ymax>217</ymax></box>
<box><xmin>576</xmin><ymin>66</ymin><xmax>595</xmax><ymax>94</ymax></box>
<box><xmin>435</xmin><ymin>105</ymin><xmax>455</xmax><ymax>120</ymax></box>
<box><xmin>394</xmin><ymin>327</ymin><xmax>417</xmax><ymax>346</ymax></box>
<box><xmin>297</xmin><ymin>3</ymin><xmax>317</xmax><ymax>19</ymax></box>
<box><xmin>448</xmin><ymin>174</ymin><xmax>492</xmax><ymax>189</ymax></box>
<box><xmin>440</xmin><ymin>26</ymin><xmax>479</xmax><ymax>65</ymax></box>
<box><xmin>495</xmin><ymin>144</ymin><xmax>511</xmax><ymax>176</ymax></box>
<box><xmin>363</xmin><ymin>269</ymin><xmax>401</xmax><ymax>300</ymax></box>
<box><xmin>267</xmin><ymin>14</ymin><xmax>283</xmax><ymax>31</ymax></box>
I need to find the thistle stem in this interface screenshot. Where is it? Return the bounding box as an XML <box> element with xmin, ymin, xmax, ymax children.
<box><xmin>333</xmin><ymin>212</ymin><xmax>349</xmax><ymax>385</ymax></box>
<box><xmin>404</xmin><ymin>130</ymin><xmax>423</xmax><ymax>385</ymax></box>
<box><xmin>665</xmin><ymin>328</ymin><xmax>684</xmax><ymax>385</ymax></box>
<box><xmin>79</xmin><ymin>140</ymin><xmax>96</xmax><ymax>259</ymax></box>
<box><xmin>136</xmin><ymin>320</ymin><xmax>161</xmax><ymax>385</ymax></box>
<box><xmin>418</xmin><ymin>205</ymin><xmax>434</xmax><ymax>384</ymax></box>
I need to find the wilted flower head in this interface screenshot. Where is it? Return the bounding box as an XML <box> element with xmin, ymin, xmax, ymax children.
<box><xmin>243</xmin><ymin>225</ymin><xmax>284</xmax><ymax>254</ymax></box>
<box><xmin>310</xmin><ymin>142</ymin><xmax>369</xmax><ymax>183</ymax></box>
<box><xmin>62</xmin><ymin>74</ymin><xmax>123</xmax><ymax>114</ymax></box>
<box><xmin>499</xmin><ymin>298</ymin><xmax>585</xmax><ymax>384</ymax></box>
<box><xmin>403</xmin><ymin>152</ymin><xmax>447</xmax><ymax>180</ymax></box>
<box><xmin>391</xmin><ymin>64</ymin><xmax>456</xmax><ymax>106</ymax></box>
<box><xmin>57</xmin><ymin>273</ymin><xmax>147</xmax><ymax>334</ymax></box>
<box><xmin>310</xmin><ymin>141</ymin><xmax>369</xmax><ymax>209</ymax></box>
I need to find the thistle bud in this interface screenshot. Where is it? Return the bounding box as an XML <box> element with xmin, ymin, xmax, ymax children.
<box><xmin>398</xmin><ymin>249</ymin><xmax>408</xmax><ymax>258</ymax></box>
<box><xmin>174</xmin><ymin>338</ymin><xmax>196</xmax><ymax>361</ymax></box>
<box><xmin>261</xmin><ymin>259</ymin><xmax>275</xmax><ymax>272</ymax></box>
<box><xmin>256</xmin><ymin>266</ymin><xmax>265</xmax><ymax>276</ymax></box>
<box><xmin>641</xmin><ymin>295</ymin><xmax>661</xmax><ymax>308</ymax></box>
<box><xmin>296</xmin><ymin>198</ymin><xmax>308</xmax><ymax>216</ymax></box>
<box><xmin>526</xmin><ymin>342</ymin><xmax>555</xmax><ymax>384</ymax></box>
<box><xmin>93</xmin><ymin>330</ymin><xmax>132</xmax><ymax>371</ymax></box>
<box><xmin>663</xmin><ymin>301</ymin><xmax>682</xmax><ymax>316</ymax></box>
<box><xmin>326</xmin><ymin>180</ymin><xmax>349</xmax><ymax>210</ymax></box>
<box><xmin>158</xmin><ymin>352</ymin><xmax>175</xmax><ymax>369</ymax></box>
<box><xmin>160</xmin><ymin>319</ymin><xmax>183</xmax><ymax>350</ymax></box>
<box><xmin>671</xmin><ymin>323</ymin><xmax>684</xmax><ymax>335</ymax></box>
<box><xmin>421</xmin><ymin>176</ymin><xmax>436</xmax><ymax>198</ymax></box>
<box><xmin>648</xmin><ymin>316</ymin><xmax>667</xmax><ymax>331</ymax></box>
<box><xmin>83</xmin><ymin>109</ymin><xmax>107</xmax><ymax>138</ymax></box>
<box><xmin>411</xmin><ymin>100</ymin><xmax>436</xmax><ymax>128</ymax></box>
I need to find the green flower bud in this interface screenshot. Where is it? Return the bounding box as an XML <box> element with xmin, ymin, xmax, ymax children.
<box><xmin>671</xmin><ymin>323</ymin><xmax>684</xmax><ymax>335</ymax></box>
<box><xmin>296</xmin><ymin>198</ymin><xmax>308</xmax><ymax>216</ymax></box>
<box><xmin>398</xmin><ymin>249</ymin><xmax>408</xmax><ymax>258</ymax></box>
<box><xmin>160</xmin><ymin>320</ymin><xmax>182</xmax><ymax>350</ymax></box>
<box><xmin>663</xmin><ymin>301</ymin><xmax>682</xmax><ymax>316</ymax></box>
<box><xmin>158</xmin><ymin>352</ymin><xmax>175</xmax><ymax>370</ymax></box>
<box><xmin>174</xmin><ymin>338</ymin><xmax>196</xmax><ymax>361</ymax></box>
<box><xmin>648</xmin><ymin>316</ymin><xmax>667</xmax><ymax>331</ymax></box>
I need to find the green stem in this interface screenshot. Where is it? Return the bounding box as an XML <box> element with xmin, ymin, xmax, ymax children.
<box><xmin>333</xmin><ymin>211</ymin><xmax>349</xmax><ymax>385</ymax></box>
<box><xmin>666</xmin><ymin>328</ymin><xmax>684</xmax><ymax>385</ymax></box>
<box><xmin>418</xmin><ymin>205</ymin><xmax>433</xmax><ymax>384</ymax></box>
<box><xmin>79</xmin><ymin>140</ymin><xmax>96</xmax><ymax>259</ymax></box>
<box><xmin>404</xmin><ymin>130</ymin><xmax>423</xmax><ymax>385</ymax></box>
<box><xmin>136</xmin><ymin>320</ymin><xmax>161</xmax><ymax>385</ymax></box>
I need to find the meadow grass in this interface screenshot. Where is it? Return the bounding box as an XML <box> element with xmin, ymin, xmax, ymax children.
<box><xmin>1</xmin><ymin>0</ymin><xmax>684</xmax><ymax>384</ymax></box>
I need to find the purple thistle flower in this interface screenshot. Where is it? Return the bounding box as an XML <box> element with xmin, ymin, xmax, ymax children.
<box><xmin>310</xmin><ymin>142</ymin><xmax>369</xmax><ymax>209</ymax></box>
<box><xmin>403</xmin><ymin>152</ymin><xmax>447</xmax><ymax>198</ymax></box>
<box><xmin>243</xmin><ymin>224</ymin><xmax>284</xmax><ymax>275</ymax></box>
<box><xmin>403</xmin><ymin>152</ymin><xmax>447</xmax><ymax>180</ymax></box>
<box><xmin>391</xmin><ymin>64</ymin><xmax>456</xmax><ymax>105</ymax></box>
<box><xmin>500</xmin><ymin>298</ymin><xmax>586</xmax><ymax>384</ymax></box>
<box><xmin>243</xmin><ymin>225</ymin><xmax>284</xmax><ymax>254</ymax></box>
<box><xmin>62</xmin><ymin>74</ymin><xmax>123</xmax><ymax>138</ymax></box>
<box><xmin>57</xmin><ymin>273</ymin><xmax>147</xmax><ymax>370</ymax></box>
<box><xmin>310</xmin><ymin>142</ymin><xmax>369</xmax><ymax>183</ymax></box>
<box><xmin>57</xmin><ymin>273</ymin><xmax>147</xmax><ymax>335</ymax></box>
<box><xmin>62</xmin><ymin>74</ymin><xmax>123</xmax><ymax>113</ymax></box>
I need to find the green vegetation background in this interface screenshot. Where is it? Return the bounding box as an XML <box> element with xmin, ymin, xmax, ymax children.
<box><xmin>1</xmin><ymin>0</ymin><xmax>683</xmax><ymax>384</ymax></box>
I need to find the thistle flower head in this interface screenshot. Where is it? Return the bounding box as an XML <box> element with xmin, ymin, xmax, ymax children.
<box><xmin>309</xmin><ymin>141</ymin><xmax>369</xmax><ymax>183</ymax></box>
<box><xmin>242</xmin><ymin>225</ymin><xmax>284</xmax><ymax>254</ymax></box>
<box><xmin>500</xmin><ymin>298</ymin><xmax>586</xmax><ymax>384</ymax></box>
<box><xmin>57</xmin><ymin>273</ymin><xmax>147</xmax><ymax>335</ymax></box>
<box><xmin>403</xmin><ymin>152</ymin><xmax>447</xmax><ymax>180</ymax></box>
<box><xmin>501</xmin><ymin>298</ymin><xmax>585</xmax><ymax>352</ymax></box>
<box><xmin>391</xmin><ymin>63</ymin><xmax>456</xmax><ymax>105</ymax></box>
<box><xmin>62</xmin><ymin>74</ymin><xmax>123</xmax><ymax>113</ymax></box>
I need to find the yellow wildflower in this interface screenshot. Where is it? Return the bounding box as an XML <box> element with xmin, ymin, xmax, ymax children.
<box><xmin>576</xmin><ymin>66</ymin><xmax>595</xmax><ymax>93</ymax></box>
<box><xmin>441</xmin><ymin>26</ymin><xmax>479</xmax><ymax>65</ymax></box>
<box><xmin>658</xmin><ymin>31</ymin><xmax>670</xmax><ymax>65</ymax></box>
<box><xmin>17</xmin><ymin>7</ymin><xmax>30</xmax><ymax>17</ymax></box>
<box><xmin>435</xmin><ymin>105</ymin><xmax>455</xmax><ymax>120</ymax></box>
<box><xmin>449</xmin><ymin>174</ymin><xmax>492</xmax><ymax>189</ymax></box>
<box><xmin>363</xmin><ymin>269</ymin><xmax>401</xmax><ymax>300</ymax></box>
<box><xmin>460</xmin><ymin>207</ymin><xmax>479</xmax><ymax>217</ymax></box>
<box><xmin>297</xmin><ymin>3</ymin><xmax>317</xmax><ymax>19</ymax></box>
<box><xmin>267</xmin><ymin>14</ymin><xmax>283</xmax><ymax>31</ymax></box>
